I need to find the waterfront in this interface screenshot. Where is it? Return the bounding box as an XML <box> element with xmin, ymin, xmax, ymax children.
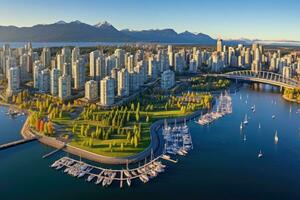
<box><xmin>1</xmin><ymin>84</ymin><xmax>300</xmax><ymax>200</ymax></box>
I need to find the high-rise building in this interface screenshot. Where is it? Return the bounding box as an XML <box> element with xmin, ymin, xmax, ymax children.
<box><xmin>100</xmin><ymin>76</ymin><xmax>115</xmax><ymax>106</ymax></box>
<box><xmin>117</xmin><ymin>68</ymin><xmax>129</xmax><ymax>97</ymax></box>
<box><xmin>62</xmin><ymin>47</ymin><xmax>71</xmax><ymax>64</ymax></box>
<box><xmin>6</xmin><ymin>66</ymin><xmax>20</xmax><ymax>96</ymax></box>
<box><xmin>96</xmin><ymin>55</ymin><xmax>106</xmax><ymax>81</ymax></box>
<box><xmin>72</xmin><ymin>47</ymin><xmax>80</xmax><ymax>64</ymax></box>
<box><xmin>174</xmin><ymin>53</ymin><xmax>184</xmax><ymax>73</ymax></box>
<box><xmin>217</xmin><ymin>39</ymin><xmax>223</xmax><ymax>52</ymax></box>
<box><xmin>56</xmin><ymin>54</ymin><xmax>65</xmax><ymax>72</ymax></box>
<box><xmin>127</xmin><ymin>55</ymin><xmax>134</xmax><ymax>73</ymax></box>
<box><xmin>161</xmin><ymin>69</ymin><xmax>175</xmax><ymax>90</ymax></box>
<box><xmin>73</xmin><ymin>59</ymin><xmax>85</xmax><ymax>90</ymax></box>
<box><xmin>41</xmin><ymin>47</ymin><xmax>51</xmax><ymax>68</ymax></box>
<box><xmin>168</xmin><ymin>45</ymin><xmax>174</xmax><ymax>66</ymax></box>
<box><xmin>40</xmin><ymin>69</ymin><xmax>50</xmax><ymax>92</ymax></box>
<box><xmin>148</xmin><ymin>56</ymin><xmax>159</xmax><ymax>79</ymax></box>
<box><xmin>85</xmin><ymin>80</ymin><xmax>98</xmax><ymax>101</ymax></box>
<box><xmin>33</xmin><ymin>61</ymin><xmax>43</xmax><ymax>89</ymax></box>
<box><xmin>89</xmin><ymin>50</ymin><xmax>100</xmax><ymax>78</ymax></box>
<box><xmin>115</xmin><ymin>49</ymin><xmax>125</xmax><ymax>68</ymax></box>
<box><xmin>58</xmin><ymin>75</ymin><xmax>71</xmax><ymax>100</ymax></box>
<box><xmin>50</xmin><ymin>68</ymin><xmax>61</xmax><ymax>96</ymax></box>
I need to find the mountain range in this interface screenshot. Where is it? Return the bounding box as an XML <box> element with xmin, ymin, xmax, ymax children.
<box><xmin>0</xmin><ymin>20</ymin><xmax>215</xmax><ymax>44</ymax></box>
<box><xmin>0</xmin><ymin>21</ymin><xmax>299</xmax><ymax>46</ymax></box>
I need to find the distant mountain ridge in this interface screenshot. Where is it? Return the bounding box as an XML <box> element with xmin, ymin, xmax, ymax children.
<box><xmin>0</xmin><ymin>20</ymin><xmax>215</xmax><ymax>44</ymax></box>
<box><xmin>0</xmin><ymin>21</ymin><xmax>299</xmax><ymax>46</ymax></box>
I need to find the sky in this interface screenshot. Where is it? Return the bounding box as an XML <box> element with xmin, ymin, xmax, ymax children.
<box><xmin>1</xmin><ymin>0</ymin><xmax>300</xmax><ymax>41</ymax></box>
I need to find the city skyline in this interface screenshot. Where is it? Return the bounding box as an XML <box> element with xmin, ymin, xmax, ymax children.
<box><xmin>1</xmin><ymin>0</ymin><xmax>300</xmax><ymax>41</ymax></box>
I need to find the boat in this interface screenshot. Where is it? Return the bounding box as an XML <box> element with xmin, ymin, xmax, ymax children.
<box><xmin>102</xmin><ymin>178</ymin><xmax>107</xmax><ymax>186</ymax></box>
<box><xmin>162</xmin><ymin>154</ymin><xmax>170</xmax><ymax>160</ymax></box>
<box><xmin>95</xmin><ymin>176</ymin><xmax>104</xmax><ymax>185</ymax></box>
<box><xmin>127</xmin><ymin>178</ymin><xmax>131</xmax><ymax>186</ymax></box>
<box><xmin>87</xmin><ymin>174</ymin><xmax>95</xmax><ymax>182</ymax></box>
<box><xmin>243</xmin><ymin>114</ymin><xmax>248</xmax><ymax>125</ymax></box>
<box><xmin>290</xmin><ymin>106</ymin><xmax>292</xmax><ymax>113</ymax></box>
<box><xmin>240</xmin><ymin>122</ymin><xmax>243</xmax><ymax>130</ymax></box>
<box><xmin>124</xmin><ymin>170</ymin><xmax>131</xmax><ymax>177</ymax></box>
<box><xmin>274</xmin><ymin>131</ymin><xmax>279</xmax><ymax>144</ymax></box>
<box><xmin>64</xmin><ymin>167</ymin><xmax>70</xmax><ymax>173</ymax></box>
<box><xmin>258</xmin><ymin>123</ymin><xmax>261</xmax><ymax>129</ymax></box>
<box><xmin>131</xmin><ymin>170</ymin><xmax>138</xmax><ymax>176</ymax></box>
<box><xmin>272</xmin><ymin>115</ymin><xmax>276</xmax><ymax>119</ymax></box>
<box><xmin>258</xmin><ymin>150</ymin><xmax>263</xmax><ymax>158</ymax></box>
<box><xmin>243</xmin><ymin>134</ymin><xmax>247</xmax><ymax>142</ymax></box>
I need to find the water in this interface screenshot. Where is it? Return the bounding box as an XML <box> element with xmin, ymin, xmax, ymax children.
<box><xmin>1</xmin><ymin>84</ymin><xmax>300</xmax><ymax>200</ymax></box>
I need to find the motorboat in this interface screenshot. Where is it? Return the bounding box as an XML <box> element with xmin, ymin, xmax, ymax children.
<box><xmin>243</xmin><ymin>114</ymin><xmax>249</xmax><ymax>125</ymax></box>
<box><xmin>127</xmin><ymin>178</ymin><xmax>131</xmax><ymax>187</ymax></box>
<box><xmin>274</xmin><ymin>131</ymin><xmax>279</xmax><ymax>144</ymax></box>
<box><xmin>258</xmin><ymin>150</ymin><xmax>263</xmax><ymax>158</ymax></box>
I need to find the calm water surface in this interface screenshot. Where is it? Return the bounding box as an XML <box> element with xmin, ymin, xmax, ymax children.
<box><xmin>1</xmin><ymin>84</ymin><xmax>300</xmax><ymax>200</ymax></box>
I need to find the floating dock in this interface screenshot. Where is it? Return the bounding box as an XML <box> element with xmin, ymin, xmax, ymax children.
<box><xmin>0</xmin><ymin>138</ymin><xmax>37</xmax><ymax>150</ymax></box>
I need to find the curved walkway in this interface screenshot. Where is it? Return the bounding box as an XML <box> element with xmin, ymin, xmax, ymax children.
<box><xmin>22</xmin><ymin>109</ymin><xmax>205</xmax><ymax>165</ymax></box>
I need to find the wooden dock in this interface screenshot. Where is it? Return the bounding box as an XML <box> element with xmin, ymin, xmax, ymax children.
<box><xmin>0</xmin><ymin>137</ymin><xmax>37</xmax><ymax>150</ymax></box>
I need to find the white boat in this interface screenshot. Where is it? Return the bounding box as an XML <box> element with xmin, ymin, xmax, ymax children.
<box><xmin>240</xmin><ymin>122</ymin><xmax>243</xmax><ymax>130</ymax></box>
<box><xmin>87</xmin><ymin>174</ymin><xmax>95</xmax><ymax>182</ymax></box>
<box><xmin>243</xmin><ymin>114</ymin><xmax>248</xmax><ymax>125</ymax></box>
<box><xmin>102</xmin><ymin>178</ymin><xmax>107</xmax><ymax>186</ymax></box>
<box><xmin>131</xmin><ymin>170</ymin><xmax>138</xmax><ymax>176</ymax></box>
<box><xmin>127</xmin><ymin>178</ymin><xmax>131</xmax><ymax>186</ymax></box>
<box><xmin>64</xmin><ymin>167</ymin><xmax>70</xmax><ymax>173</ymax></box>
<box><xmin>258</xmin><ymin>123</ymin><xmax>261</xmax><ymax>129</ymax></box>
<box><xmin>274</xmin><ymin>131</ymin><xmax>279</xmax><ymax>144</ymax></box>
<box><xmin>95</xmin><ymin>176</ymin><xmax>103</xmax><ymax>185</ymax></box>
<box><xmin>243</xmin><ymin>134</ymin><xmax>247</xmax><ymax>142</ymax></box>
<box><xmin>272</xmin><ymin>115</ymin><xmax>276</xmax><ymax>119</ymax></box>
<box><xmin>124</xmin><ymin>170</ymin><xmax>131</xmax><ymax>177</ymax></box>
<box><xmin>162</xmin><ymin>154</ymin><xmax>170</xmax><ymax>160</ymax></box>
<box><xmin>258</xmin><ymin>150</ymin><xmax>263</xmax><ymax>158</ymax></box>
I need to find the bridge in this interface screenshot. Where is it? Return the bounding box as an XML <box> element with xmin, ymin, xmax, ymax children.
<box><xmin>207</xmin><ymin>70</ymin><xmax>300</xmax><ymax>89</ymax></box>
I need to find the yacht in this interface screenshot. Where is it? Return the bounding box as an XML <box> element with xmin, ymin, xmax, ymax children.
<box><xmin>127</xmin><ymin>178</ymin><xmax>131</xmax><ymax>187</ymax></box>
<box><xmin>124</xmin><ymin>170</ymin><xmax>131</xmax><ymax>178</ymax></box>
<box><xmin>243</xmin><ymin>114</ymin><xmax>249</xmax><ymax>125</ymax></box>
<box><xmin>95</xmin><ymin>176</ymin><xmax>103</xmax><ymax>185</ymax></box>
<box><xmin>258</xmin><ymin>150</ymin><xmax>263</xmax><ymax>158</ymax></box>
<box><xmin>274</xmin><ymin>131</ymin><xmax>279</xmax><ymax>144</ymax></box>
<box><xmin>87</xmin><ymin>174</ymin><xmax>95</xmax><ymax>182</ymax></box>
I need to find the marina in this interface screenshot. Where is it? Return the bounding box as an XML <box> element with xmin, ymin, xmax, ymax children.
<box><xmin>196</xmin><ymin>91</ymin><xmax>232</xmax><ymax>125</ymax></box>
<box><xmin>50</xmin><ymin>119</ymin><xmax>193</xmax><ymax>187</ymax></box>
<box><xmin>51</xmin><ymin>154</ymin><xmax>177</xmax><ymax>187</ymax></box>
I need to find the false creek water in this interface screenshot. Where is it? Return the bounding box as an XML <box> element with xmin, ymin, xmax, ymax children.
<box><xmin>1</xmin><ymin>83</ymin><xmax>300</xmax><ymax>200</ymax></box>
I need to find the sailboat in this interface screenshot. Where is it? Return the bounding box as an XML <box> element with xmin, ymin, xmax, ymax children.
<box><xmin>240</xmin><ymin>122</ymin><xmax>243</xmax><ymax>130</ymax></box>
<box><xmin>243</xmin><ymin>114</ymin><xmax>249</xmax><ymax>125</ymax></box>
<box><xmin>258</xmin><ymin>150</ymin><xmax>263</xmax><ymax>158</ymax></box>
<box><xmin>274</xmin><ymin>131</ymin><xmax>279</xmax><ymax>144</ymax></box>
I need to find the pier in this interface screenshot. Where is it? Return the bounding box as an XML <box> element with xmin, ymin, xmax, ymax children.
<box><xmin>42</xmin><ymin>144</ymin><xmax>66</xmax><ymax>159</ymax></box>
<box><xmin>0</xmin><ymin>137</ymin><xmax>37</xmax><ymax>150</ymax></box>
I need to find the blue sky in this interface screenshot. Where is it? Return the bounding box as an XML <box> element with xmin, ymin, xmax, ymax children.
<box><xmin>1</xmin><ymin>0</ymin><xmax>300</xmax><ymax>40</ymax></box>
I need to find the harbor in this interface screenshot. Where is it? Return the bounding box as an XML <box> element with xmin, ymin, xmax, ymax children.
<box><xmin>50</xmin><ymin>121</ymin><xmax>193</xmax><ymax>187</ymax></box>
<box><xmin>196</xmin><ymin>91</ymin><xmax>232</xmax><ymax>125</ymax></box>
